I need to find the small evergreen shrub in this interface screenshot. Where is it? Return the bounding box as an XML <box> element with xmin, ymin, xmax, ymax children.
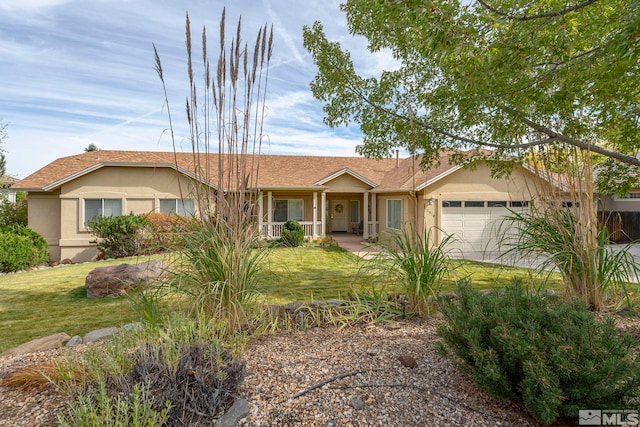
<box><xmin>437</xmin><ymin>280</ymin><xmax>640</xmax><ymax>425</ymax></box>
<box><xmin>281</xmin><ymin>219</ymin><xmax>304</xmax><ymax>247</ymax></box>
<box><xmin>88</xmin><ymin>213</ymin><xmax>150</xmax><ymax>259</ymax></box>
<box><xmin>0</xmin><ymin>225</ymin><xmax>48</xmax><ymax>272</ymax></box>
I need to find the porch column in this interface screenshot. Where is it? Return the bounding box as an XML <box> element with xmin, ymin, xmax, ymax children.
<box><xmin>371</xmin><ymin>193</ymin><xmax>377</xmax><ymax>240</ymax></box>
<box><xmin>312</xmin><ymin>192</ymin><xmax>318</xmax><ymax>239</ymax></box>
<box><xmin>363</xmin><ymin>191</ymin><xmax>369</xmax><ymax>240</ymax></box>
<box><xmin>258</xmin><ymin>191</ymin><xmax>264</xmax><ymax>236</ymax></box>
<box><xmin>321</xmin><ymin>191</ymin><xmax>327</xmax><ymax>237</ymax></box>
<box><xmin>267</xmin><ymin>191</ymin><xmax>273</xmax><ymax>238</ymax></box>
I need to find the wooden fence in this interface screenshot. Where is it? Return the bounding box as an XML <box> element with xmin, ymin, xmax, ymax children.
<box><xmin>598</xmin><ymin>211</ymin><xmax>640</xmax><ymax>242</ymax></box>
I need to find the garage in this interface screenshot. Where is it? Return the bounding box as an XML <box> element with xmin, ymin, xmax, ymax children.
<box><xmin>441</xmin><ymin>200</ymin><xmax>527</xmax><ymax>252</ymax></box>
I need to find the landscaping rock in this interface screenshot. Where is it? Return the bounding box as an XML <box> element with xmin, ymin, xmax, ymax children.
<box><xmin>326</xmin><ymin>299</ymin><xmax>343</xmax><ymax>306</ymax></box>
<box><xmin>350</xmin><ymin>397</ymin><xmax>365</xmax><ymax>410</ymax></box>
<box><xmin>85</xmin><ymin>260</ymin><xmax>166</xmax><ymax>298</ymax></box>
<box><xmin>0</xmin><ymin>332</ymin><xmax>71</xmax><ymax>358</ymax></box>
<box><xmin>216</xmin><ymin>398</ymin><xmax>250</xmax><ymax>427</ymax></box>
<box><xmin>83</xmin><ymin>326</ymin><xmax>119</xmax><ymax>344</ymax></box>
<box><xmin>65</xmin><ymin>335</ymin><xmax>83</xmax><ymax>347</ymax></box>
<box><xmin>309</xmin><ymin>300</ymin><xmax>327</xmax><ymax>308</ymax></box>
<box><xmin>284</xmin><ymin>301</ymin><xmax>303</xmax><ymax>313</ymax></box>
<box><xmin>397</xmin><ymin>355</ymin><xmax>418</xmax><ymax>369</ymax></box>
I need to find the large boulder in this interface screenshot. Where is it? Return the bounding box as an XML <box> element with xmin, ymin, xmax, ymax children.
<box><xmin>85</xmin><ymin>260</ymin><xmax>167</xmax><ymax>298</ymax></box>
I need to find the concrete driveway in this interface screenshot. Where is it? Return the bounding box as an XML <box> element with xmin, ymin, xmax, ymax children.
<box><xmin>331</xmin><ymin>233</ymin><xmax>640</xmax><ymax>279</ymax></box>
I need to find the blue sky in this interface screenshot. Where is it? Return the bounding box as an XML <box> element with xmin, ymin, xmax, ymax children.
<box><xmin>0</xmin><ymin>0</ymin><xmax>396</xmax><ymax>178</ymax></box>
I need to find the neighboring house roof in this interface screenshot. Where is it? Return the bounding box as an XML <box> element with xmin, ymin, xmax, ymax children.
<box><xmin>12</xmin><ymin>150</ymin><xmax>483</xmax><ymax>192</ymax></box>
<box><xmin>1</xmin><ymin>175</ymin><xmax>18</xmax><ymax>189</ymax></box>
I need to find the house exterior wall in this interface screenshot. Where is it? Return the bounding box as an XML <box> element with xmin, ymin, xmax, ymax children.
<box><xmin>53</xmin><ymin>166</ymin><xmax>198</xmax><ymax>262</ymax></box>
<box><xmin>263</xmin><ymin>192</ymin><xmax>315</xmax><ymax>222</ymax></box>
<box><xmin>27</xmin><ymin>192</ymin><xmax>62</xmax><ymax>261</ymax></box>
<box><xmin>374</xmin><ymin>194</ymin><xmax>413</xmax><ymax>242</ymax></box>
<box><xmin>425</xmin><ymin>163</ymin><xmax>536</xmax><ymax>204</ymax></box>
<box><xmin>324</xmin><ymin>174</ymin><xmax>370</xmax><ymax>193</ymax></box>
<box><xmin>423</xmin><ymin>163</ymin><xmax>539</xmax><ymax>244</ymax></box>
<box><xmin>600</xmin><ymin>193</ymin><xmax>640</xmax><ymax>212</ymax></box>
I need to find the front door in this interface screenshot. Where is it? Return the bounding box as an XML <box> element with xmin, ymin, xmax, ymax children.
<box><xmin>331</xmin><ymin>200</ymin><xmax>348</xmax><ymax>232</ymax></box>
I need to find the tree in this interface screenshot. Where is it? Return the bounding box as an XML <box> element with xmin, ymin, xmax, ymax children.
<box><xmin>84</xmin><ymin>143</ymin><xmax>99</xmax><ymax>152</ymax></box>
<box><xmin>302</xmin><ymin>0</ymin><xmax>640</xmax><ymax>178</ymax></box>
<box><xmin>304</xmin><ymin>1</ymin><xmax>640</xmax><ymax>310</ymax></box>
<box><xmin>0</xmin><ymin>120</ymin><xmax>7</xmax><ymax>177</ymax></box>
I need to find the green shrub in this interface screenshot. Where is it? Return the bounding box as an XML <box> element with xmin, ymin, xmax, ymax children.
<box><xmin>56</xmin><ymin>313</ymin><xmax>245</xmax><ymax>427</ymax></box>
<box><xmin>498</xmin><ymin>207</ymin><xmax>640</xmax><ymax>310</ymax></box>
<box><xmin>88</xmin><ymin>213</ymin><xmax>150</xmax><ymax>259</ymax></box>
<box><xmin>171</xmin><ymin>215</ymin><xmax>268</xmax><ymax>332</ymax></box>
<box><xmin>58</xmin><ymin>382</ymin><xmax>171</xmax><ymax>427</ymax></box>
<box><xmin>437</xmin><ymin>280</ymin><xmax>640</xmax><ymax>425</ymax></box>
<box><xmin>0</xmin><ymin>193</ymin><xmax>27</xmax><ymax>227</ymax></box>
<box><xmin>364</xmin><ymin>226</ymin><xmax>453</xmax><ymax>315</ymax></box>
<box><xmin>142</xmin><ymin>212</ymin><xmax>198</xmax><ymax>252</ymax></box>
<box><xmin>0</xmin><ymin>225</ymin><xmax>48</xmax><ymax>272</ymax></box>
<box><xmin>281</xmin><ymin>220</ymin><xmax>304</xmax><ymax>247</ymax></box>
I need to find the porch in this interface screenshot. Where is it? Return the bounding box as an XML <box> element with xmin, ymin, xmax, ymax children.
<box><xmin>261</xmin><ymin>221</ymin><xmax>379</xmax><ymax>240</ymax></box>
<box><xmin>256</xmin><ymin>190</ymin><xmax>380</xmax><ymax>241</ymax></box>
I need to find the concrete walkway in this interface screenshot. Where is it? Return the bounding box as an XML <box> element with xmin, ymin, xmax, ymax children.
<box><xmin>329</xmin><ymin>233</ymin><xmax>379</xmax><ymax>259</ymax></box>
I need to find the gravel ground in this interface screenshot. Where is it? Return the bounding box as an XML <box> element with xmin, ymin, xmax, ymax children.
<box><xmin>0</xmin><ymin>316</ymin><xmax>548</xmax><ymax>427</ymax></box>
<box><xmin>236</xmin><ymin>317</ymin><xmax>545</xmax><ymax>427</ymax></box>
<box><xmin>4</xmin><ymin>313</ymin><xmax>636</xmax><ymax>426</ymax></box>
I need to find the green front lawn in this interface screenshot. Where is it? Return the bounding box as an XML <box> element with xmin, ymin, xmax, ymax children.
<box><xmin>0</xmin><ymin>247</ymin><xmax>561</xmax><ymax>353</ymax></box>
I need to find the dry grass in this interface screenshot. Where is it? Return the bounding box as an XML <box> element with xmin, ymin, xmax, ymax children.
<box><xmin>1</xmin><ymin>361</ymin><xmax>69</xmax><ymax>391</ymax></box>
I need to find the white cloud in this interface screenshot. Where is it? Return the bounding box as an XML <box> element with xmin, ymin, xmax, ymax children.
<box><xmin>1</xmin><ymin>0</ymin><xmax>376</xmax><ymax>179</ymax></box>
<box><xmin>0</xmin><ymin>0</ymin><xmax>71</xmax><ymax>11</ymax></box>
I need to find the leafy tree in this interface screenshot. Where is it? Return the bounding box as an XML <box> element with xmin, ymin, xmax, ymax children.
<box><xmin>0</xmin><ymin>120</ymin><xmax>7</xmax><ymax>177</ymax></box>
<box><xmin>84</xmin><ymin>143</ymin><xmax>99</xmax><ymax>152</ymax></box>
<box><xmin>302</xmin><ymin>0</ymin><xmax>640</xmax><ymax>179</ymax></box>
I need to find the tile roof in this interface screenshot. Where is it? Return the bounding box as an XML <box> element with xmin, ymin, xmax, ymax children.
<box><xmin>12</xmin><ymin>150</ymin><xmax>461</xmax><ymax>192</ymax></box>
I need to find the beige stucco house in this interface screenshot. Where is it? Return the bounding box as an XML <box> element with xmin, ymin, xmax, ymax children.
<box><xmin>12</xmin><ymin>150</ymin><xmax>545</xmax><ymax>262</ymax></box>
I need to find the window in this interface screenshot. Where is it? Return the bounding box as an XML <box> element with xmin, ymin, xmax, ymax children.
<box><xmin>0</xmin><ymin>189</ymin><xmax>15</xmax><ymax>204</ymax></box>
<box><xmin>614</xmin><ymin>192</ymin><xmax>640</xmax><ymax>202</ymax></box>
<box><xmin>84</xmin><ymin>198</ymin><xmax>122</xmax><ymax>226</ymax></box>
<box><xmin>350</xmin><ymin>200</ymin><xmax>360</xmax><ymax>223</ymax></box>
<box><xmin>487</xmin><ymin>201</ymin><xmax>507</xmax><ymax>207</ymax></box>
<box><xmin>442</xmin><ymin>201</ymin><xmax>462</xmax><ymax>208</ymax></box>
<box><xmin>617</xmin><ymin>192</ymin><xmax>640</xmax><ymax>200</ymax></box>
<box><xmin>274</xmin><ymin>199</ymin><xmax>303</xmax><ymax>222</ymax></box>
<box><xmin>386</xmin><ymin>199</ymin><xmax>402</xmax><ymax>230</ymax></box>
<box><xmin>509</xmin><ymin>201</ymin><xmax>529</xmax><ymax>208</ymax></box>
<box><xmin>159</xmin><ymin>199</ymin><xmax>195</xmax><ymax>216</ymax></box>
<box><xmin>465</xmin><ymin>201</ymin><xmax>485</xmax><ymax>207</ymax></box>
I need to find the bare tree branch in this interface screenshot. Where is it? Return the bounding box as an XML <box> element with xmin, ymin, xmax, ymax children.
<box><xmin>477</xmin><ymin>0</ymin><xmax>599</xmax><ymax>21</ymax></box>
<box><xmin>505</xmin><ymin>107</ymin><xmax>640</xmax><ymax>166</ymax></box>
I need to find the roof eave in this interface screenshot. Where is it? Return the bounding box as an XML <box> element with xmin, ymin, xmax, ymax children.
<box><xmin>314</xmin><ymin>168</ymin><xmax>378</xmax><ymax>188</ymax></box>
<box><xmin>40</xmin><ymin>162</ymin><xmax>218</xmax><ymax>191</ymax></box>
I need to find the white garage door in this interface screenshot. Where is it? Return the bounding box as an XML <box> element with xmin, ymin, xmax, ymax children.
<box><xmin>441</xmin><ymin>201</ymin><xmax>527</xmax><ymax>252</ymax></box>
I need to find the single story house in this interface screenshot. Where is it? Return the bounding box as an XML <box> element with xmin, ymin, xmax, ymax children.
<box><xmin>12</xmin><ymin>150</ymin><xmax>548</xmax><ymax>262</ymax></box>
